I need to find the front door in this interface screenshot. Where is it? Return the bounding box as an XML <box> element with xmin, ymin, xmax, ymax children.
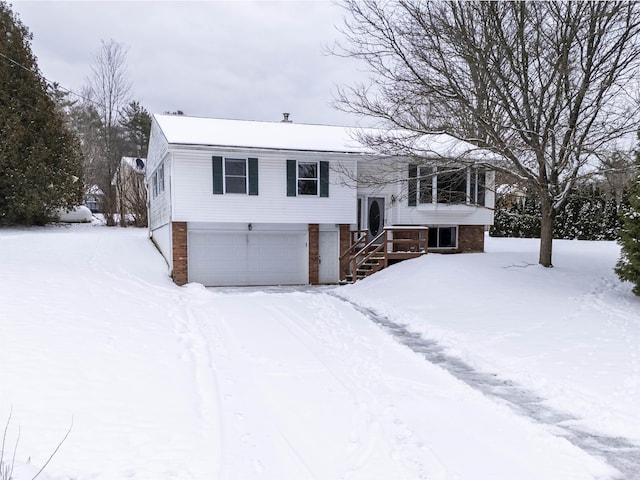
<box><xmin>318</xmin><ymin>231</ymin><xmax>339</xmax><ymax>284</ymax></box>
<box><xmin>367</xmin><ymin>197</ymin><xmax>385</xmax><ymax>243</ymax></box>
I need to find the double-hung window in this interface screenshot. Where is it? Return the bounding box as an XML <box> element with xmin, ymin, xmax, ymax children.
<box><xmin>151</xmin><ymin>163</ymin><xmax>165</xmax><ymax>199</ymax></box>
<box><xmin>287</xmin><ymin>160</ymin><xmax>329</xmax><ymax>197</ymax></box>
<box><xmin>224</xmin><ymin>158</ymin><xmax>247</xmax><ymax>194</ymax></box>
<box><xmin>298</xmin><ymin>162</ymin><xmax>318</xmax><ymax>195</ymax></box>
<box><xmin>212</xmin><ymin>156</ymin><xmax>259</xmax><ymax>195</ymax></box>
<box><xmin>157</xmin><ymin>164</ymin><xmax>165</xmax><ymax>196</ymax></box>
<box><xmin>152</xmin><ymin>173</ymin><xmax>158</xmax><ymax>198</ymax></box>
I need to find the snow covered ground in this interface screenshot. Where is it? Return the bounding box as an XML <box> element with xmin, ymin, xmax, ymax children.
<box><xmin>339</xmin><ymin>237</ymin><xmax>640</xmax><ymax>445</ymax></box>
<box><xmin>0</xmin><ymin>224</ymin><xmax>638</xmax><ymax>480</ymax></box>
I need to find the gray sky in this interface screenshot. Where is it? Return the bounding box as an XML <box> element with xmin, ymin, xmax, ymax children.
<box><xmin>11</xmin><ymin>0</ymin><xmax>368</xmax><ymax>126</ymax></box>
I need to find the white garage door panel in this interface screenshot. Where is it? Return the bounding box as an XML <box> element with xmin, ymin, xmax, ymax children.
<box><xmin>188</xmin><ymin>230</ymin><xmax>307</xmax><ymax>286</ymax></box>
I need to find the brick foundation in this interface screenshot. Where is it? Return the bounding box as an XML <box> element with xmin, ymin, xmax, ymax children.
<box><xmin>457</xmin><ymin>225</ymin><xmax>485</xmax><ymax>253</ymax></box>
<box><xmin>339</xmin><ymin>224</ymin><xmax>350</xmax><ymax>279</ymax></box>
<box><xmin>172</xmin><ymin>221</ymin><xmax>188</xmax><ymax>285</ymax></box>
<box><xmin>308</xmin><ymin>224</ymin><xmax>319</xmax><ymax>285</ymax></box>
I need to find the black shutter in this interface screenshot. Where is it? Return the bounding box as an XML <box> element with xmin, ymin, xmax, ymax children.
<box><xmin>248</xmin><ymin>157</ymin><xmax>259</xmax><ymax>195</ymax></box>
<box><xmin>408</xmin><ymin>164</ymin><xmax>418</xmax><ymax>206</ymax></box>
<box><xmin>287</xmin><ymin>160</ymin><xmax>297</xmax><ymax>196</ymax></box>
<box><xmin>212</xmin><ymin>156</ymin><xmax>223</xmax><ymax>194</ymax></box>
<box><xmin>319</xmin><ymin>161</ymin><xmax>329</xmax><ymax>197</ymax></box>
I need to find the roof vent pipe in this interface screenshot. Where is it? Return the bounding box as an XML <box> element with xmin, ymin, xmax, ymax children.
<box><xmin>281</xmin><ymin>112</ymin><xmax>292</xmax><ymax>123</ymax></box>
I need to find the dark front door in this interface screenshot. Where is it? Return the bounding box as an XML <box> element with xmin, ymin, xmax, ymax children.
<box><xmin>367</xmin><ymin>197</ymin><xmax>385</xmax><ymax>242</ymax></box>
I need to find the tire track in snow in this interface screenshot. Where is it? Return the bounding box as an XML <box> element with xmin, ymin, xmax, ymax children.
<box><xmin>251</xmin><ymin>294</ymin><xmax>449</xmax><ymax>479</ymax></box>
<box><xmin>163</xmin><ymin>289</ymin><xmax>225</xmax><ymax>479</ymax></box>
<box><xmin>330</xmin><ymin>292</ymin><xmax>640</xmax><ymax>480</ymax></box>
<box><xmin>187</xmin><ymin>293</ymin><xmax>321</xmax><ymax>479</ymax></box>
<box><xmin>193</xmin><ymin>291</ymin><xmax>447</xmax><ymax>479</ymax></box>
<box><xmin>223</xmin><ymin>297</ymin><xmax>373</xmax><ymax>479</ymax></box>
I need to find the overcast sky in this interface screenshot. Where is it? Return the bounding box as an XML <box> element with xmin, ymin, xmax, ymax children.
<box><xmin>11</xmin><ymin>1</ymin><xmax>369</xmax><ymax>126</ymax></box>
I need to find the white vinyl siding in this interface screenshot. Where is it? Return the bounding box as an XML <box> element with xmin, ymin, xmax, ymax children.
<box><xmin>171</xmin><ymin>149</ymin><xmax>356</xmax><ymax>224</ymax></box>
<box><xmin>150</xmin><ymin>223</ymin><xmax>172</xmax><ymax>270</ymax></box>
<box><xmin>396</xmin><ymin>200</ymin><xmax>495</xmax><ymax>226</ymax></box>
<box><xmin>148</xmin><ymin>155</ymin><xmax>171</xmax><ymax>230</ymax></box>
<box><xmin>146</xmin><ymin>120</ymin><xmax>169</xmax><ymax>173</ymax></box>
<box><xmin>147</xmin><ymin>119</ymin><xmax>172</xmax><ymax>230</ymax></box>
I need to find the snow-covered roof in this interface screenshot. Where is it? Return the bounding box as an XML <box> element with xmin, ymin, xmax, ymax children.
<box><xmin>154</xmin><ymin>114</ymin><xmax>366</xmax><ymax>153</ymax></box>
<box><xmin>153</xmin><ymin>114</ymin><xmax>500</xmax><ymax>161</ymax></box>
<box><xmin>121</xmin><ymin>156</ymin><xmax>146</xmax><ymax>173</ymax></box>
<box><xmin>86</xmin><ymin>184</ymin><xmax>103</xmax><ymax>196</ymax></box>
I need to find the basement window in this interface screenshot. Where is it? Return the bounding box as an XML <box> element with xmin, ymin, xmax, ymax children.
<box><xmin>428</xmin><ymin>226</ymin><xmax>457</xmax><ymax>249</ymax></box>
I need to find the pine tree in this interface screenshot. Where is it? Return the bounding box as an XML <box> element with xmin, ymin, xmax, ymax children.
<box><xmin>120</xmin><ymin>101</ymin><xmax>151</xmax><ymax>158</ymax></box>
<box><xmin>616</xmin><ymin>154</ymin><xmax>640</xmax><ymax>295</ymax></box>
<box><xmin>0</xmin><ymin>2</ymin><xmax>83</xmax><ymax>225</ymax></box>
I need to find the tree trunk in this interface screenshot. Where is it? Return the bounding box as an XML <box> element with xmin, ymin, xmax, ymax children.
<box><xmin>539</xmin><ymin>196</ymin><xmax>556</xmax><ymax>267</ymax></box>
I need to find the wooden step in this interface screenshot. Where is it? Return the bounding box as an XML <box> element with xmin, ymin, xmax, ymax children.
<box><xmin>364</xmin><ymin>259</ymin><xmax>382</xmax><ymax>266</ymax></box>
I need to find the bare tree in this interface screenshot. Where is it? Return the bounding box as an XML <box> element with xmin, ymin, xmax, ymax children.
<box><xmin>67</xmin><ymin>86</ymin><xmax>105</xmax><ymax>205</ymax></box>
<box><xmin>601</xmin><ymin>149</ymin><xmax>637</xmax><ymax>207</ymax></box>
<box><xmin>87</xmin><ymin>39</ymin><xmax>132</xmax><ymax>226</ymax></box>
<box><xmin>122</xmin><ymin>169</ymin><xmax>148</xmax><ymax>227</ymax></box>
<box><xmin>113</xmin><ymin>158</ymin><xmax>147</xmax><ymax>227</ymax></box>
<box><xmin>335</xmin><ymin>1</ymin><xmax>640</xmax><ymax>267</ymax></box>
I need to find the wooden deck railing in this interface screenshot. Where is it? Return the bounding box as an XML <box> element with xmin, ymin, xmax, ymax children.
<box><xmin>350</xmin><ymin>229</ymin><xmax>369</xmax><ymax>245</ymax></box>
<box><xmin>340</xmin><ymin>226</ymin><xmax>429</xmax><ymax>282</ymax></box>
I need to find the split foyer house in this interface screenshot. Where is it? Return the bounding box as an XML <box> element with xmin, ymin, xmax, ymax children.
<box><xmin>146</xmin><ymin>114</ymin><xmax>497</xmax><ymax>287</ymax></box>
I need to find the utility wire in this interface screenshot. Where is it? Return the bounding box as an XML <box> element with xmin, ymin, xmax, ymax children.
<box><xmin>0</xmin><ymin>49</ymin><xmax>98</xmax><ymax>107</ymax></box>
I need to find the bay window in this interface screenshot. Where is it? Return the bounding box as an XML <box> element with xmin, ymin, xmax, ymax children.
<box><xmin>408</xmin><ymin>164</ymin><xmax>486</xmax><ymax>206</ymax></box>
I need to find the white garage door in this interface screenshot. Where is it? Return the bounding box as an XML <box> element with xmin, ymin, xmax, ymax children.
<box><xmin>188</xmin><ymin>230</ymin><xmax>308</xmax><ymax>286</ymax></box>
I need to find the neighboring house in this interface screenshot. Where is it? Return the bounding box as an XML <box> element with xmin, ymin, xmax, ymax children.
<box><xmin>84</xmin><ymin>185</ymin><xmax>103</xmax><ymax>213</ymax></box>
<box><xmin>112</xmin><ymin>156</ymin><xmax>147</xmax><ymax>226</ymax></box>
<box><xmin>146</xmin><ymin>114</ymin><xmax>497</xmax><ymax>287</ymax></box>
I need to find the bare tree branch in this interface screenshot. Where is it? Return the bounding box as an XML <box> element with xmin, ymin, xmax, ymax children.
<box><xmin>334</xmin><ymin>0</ymin><xmax>640</xmax><ymax>266</ymax></box>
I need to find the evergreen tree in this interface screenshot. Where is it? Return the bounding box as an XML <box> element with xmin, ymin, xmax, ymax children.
<box><xmin>602</xmin><ymin>196</ymin><xmax>621</xmax><ymax>241</ymax></box>
<box><xmin>521</xmin><ymin>193</ymin><xmax>541</xmax><ymax>238</ymax></box>
<box><xmin>492</xmin><ymin>182</ymin><xmax>623</xmax><ymax>241</ymax></box>
<box><xmin>0</xmin><ymin>2</ymin><xmax>83</xmax><ymax>224</ymax></box>
<box><xmin>120</xmin><ymin>101</ymin><xmax>151</xmax><ymax>158</ymax></box>
<box><xmin>616</xmin><ymin>155</ymin><xmax>640</xmax><ymax>295</ymax></box>
<box><xmin>489</xmin><ymin>196</ymin><xmax>514</xmax><ymax>237</ymax></box>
